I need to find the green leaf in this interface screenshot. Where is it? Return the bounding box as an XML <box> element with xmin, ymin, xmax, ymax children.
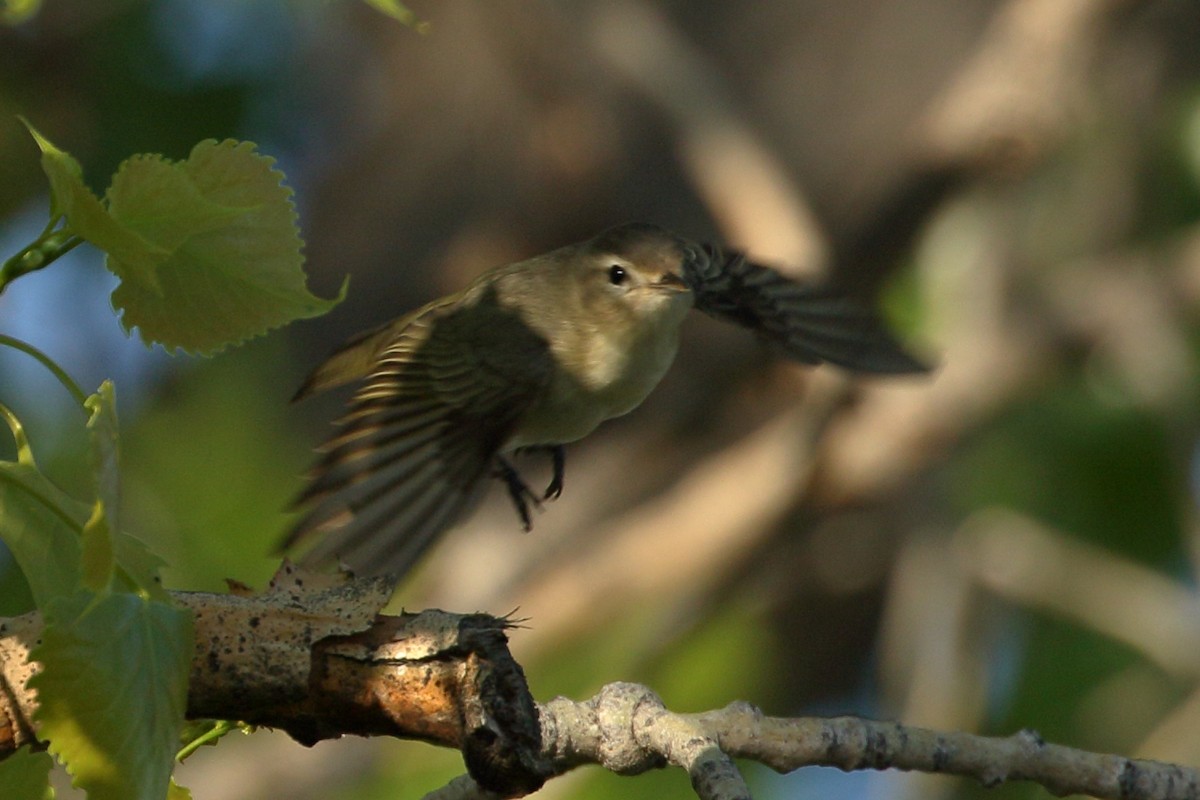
<box><xmin>17</xmin><ymin>128</ymin><xmax>342</xmax><ymax>352</ymax></box>
<box><xmin>0</xmin><ymin>746</ymin><xmax>54</xmax><ymax>800</ymax></box>
<box><xmin>109</xmin><ymin>139</ymin><xmax>345</xmax><ymax>354</ymax></box>
<box><xmin>0</xmin><ymin>458</ymin><xmax>84</xmax><ymax>608</ymax></box>
<box><xmin>21</xmin><ymin>118</ymin><xmax>81</xmax><ymax>220</ymax></box>
<box><xmin>80</xmin><ymin>383</ymin><xmax>120</xmax><ymax>591</ymax></box>
<box><xmin>80</xmin><ymin>380</ymin><xmax>169</xmax><ymax>598</ymax></box>
<box><xmin>21</xmin><ymin>121</ymin><xmax>167</xmax><ymax>292</ymax></box>
<box><xmin>0</xmin><ymin>453</ymin><xmax>86</xmax><ymax>607</ymax></box>
<box><xmin>105</xmin><ymin>154</ymin><xmax>251</xmax><ymax>257</ymax></box>
<box><xmin>362</xmin><ymin>0</ymin><xmax>429</xmax><ymax>31</ymax></box>
<box><xmin>112</xmin><ymin>528</ymin><xmax>169</xmax><ymax>601</ymax></box>
<box><xmin>85</xmin><ymin>382</ymin><xmax>120</xmax><ymax>533</ymax></box>
<box><xmin>0</xmin><ymin>557</ymin><xmax>35</xmax><ymax>615</ymax></box>
<box><xmin>167</xmin><ymin>779</ymin><xmax>193</xmax><ymax>800</ymax></box>
<box><xmin>79</xmin><ymin>501</ymin><xmax>114</xmax><ymax>592</ymax></box>
<box><xmin>1</xmin><ymin>382</ymin><xmax>167</xmax><ymax>603</ymax></box>
<box><xmin>31</xmin><ymin>590</ymin><xmax>194</xmax><ymax>800</ymax></box>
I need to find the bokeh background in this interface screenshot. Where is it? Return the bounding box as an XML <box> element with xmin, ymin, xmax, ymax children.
<box><xmin>3</xmin><ymin>1</ymin><xmax>1200</xmax><ymax>799</ymax></box>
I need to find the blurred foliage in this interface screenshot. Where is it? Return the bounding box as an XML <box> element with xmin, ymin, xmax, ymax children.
<box><xmin>0</xmin><ymin>342</ymin><xmax>193</xmax><ymax>800</ymax></box>
<box><xmin>1</xmin><ymin>59</ymin><xmax>339</xmax><ymax>800</ymax></box>
<box><xmin>0</xmin><ymin>0</ymin><xmax>38</xmax><ymax>26</ymax></box>
<box><xmin>3</xmin><ymin>2</ymin><xmax>1200</xmax><ymax>800</ymax></box>
<box><xmin>956</xmin><ymin>380</ymin><xmax>1185</xmax><ymax>564</ymax></box>
<box><xmin>0</xmin><ymin>745</ymin><xmax>54</xmax><ymax>800</ymax></box>
<box><xmin>121</xmin><ymin>337</ymin><xmax>307</xmax><ymax>591</ymax></box>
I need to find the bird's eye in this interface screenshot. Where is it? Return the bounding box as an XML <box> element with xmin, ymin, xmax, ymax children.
<box><xmin>608</xmin><ymin>265</ymin><xmax>628</xmax><ymax>286</ymax></box>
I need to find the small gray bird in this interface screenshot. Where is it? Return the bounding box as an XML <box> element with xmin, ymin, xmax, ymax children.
<box><xmin>284</xmin><ymin>223</ymin><xmax>926</xmax><ymax>577</ymax></box>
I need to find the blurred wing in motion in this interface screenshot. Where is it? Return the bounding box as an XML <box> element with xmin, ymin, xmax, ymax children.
<box><xmin>684</xmin><ymin>243</ymin><xmax>929</xmax><ymax>374</ymax></box>
<box><xmin>290</xmin><ymin>318</ymin><xmax>404</xmax><ymax>402</ymax></box>
<box><xmin>284</xmin><ymin>292</ymin><xmax>553</xmax><ymax>578</ymax></box>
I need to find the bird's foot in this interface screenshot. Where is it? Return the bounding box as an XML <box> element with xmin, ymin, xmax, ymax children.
<box><xmin>544</xmin><ymin>445</ymin><xmax>565</xmax><ymax>500</ymax></box>
<box><xmin>511</xmin><ymin>445</ymin><xmax>567</xmax><ymax>501</ymax></box>
<box><xmin>494</xmin><ymin>456</ymin><xmax>542</xmax><ymax>532</ymax></box>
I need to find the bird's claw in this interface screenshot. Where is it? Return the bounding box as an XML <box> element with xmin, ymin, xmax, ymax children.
<box><xmin>494</xmin><ymin>456</ymin><xmax>542</xmax><ymax>531</ymax></box>
<box><xmin>543</xmin><ymin>445</ymin><xmax>565</xmax><ymax>500</ymax></box>
<box><xmin>510</xmin><ymin>445</ymin><xmax>566</xmax><ymax>502</ymax></box>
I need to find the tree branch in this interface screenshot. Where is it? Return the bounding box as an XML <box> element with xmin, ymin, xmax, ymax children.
<box><xmin>2</xmin><ymin>569</ymin><xmax>1196</xmax><ymax>799</ymax></box>
<box><xmin>0</xmin><ymin>566</ymin><xmax>545</xmax><ymax>797</ymax></box>
<box><xmin>434</xmin><ymin>683</ymin><xmax>1199</xmax><ymax>800</ymax></box>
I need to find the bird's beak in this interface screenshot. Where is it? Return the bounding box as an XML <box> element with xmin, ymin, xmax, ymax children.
<box><xmin>653</xmin><ymin>272</ymin><xmax>691</xmax><ymax>293</ymax></box>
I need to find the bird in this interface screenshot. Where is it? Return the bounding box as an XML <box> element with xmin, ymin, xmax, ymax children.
<box><xmin>283</xmin><ymin>222</ymin><xmax>927</xmax><ymax>578</ymax></box>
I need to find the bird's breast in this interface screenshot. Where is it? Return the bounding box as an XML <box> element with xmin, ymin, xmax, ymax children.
<box><xmin>507</xmin><ymin>311</ymin><xmax>684</xmax><ymax>449</ymax></box>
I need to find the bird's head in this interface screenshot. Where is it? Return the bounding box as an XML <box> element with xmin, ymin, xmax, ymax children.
<box><xmin>575</xmin><ymin>223</ymin><xmax>694</xmax><ymax>327</ymax></box>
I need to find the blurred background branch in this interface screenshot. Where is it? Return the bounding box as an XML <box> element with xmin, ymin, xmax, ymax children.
<box><xmin>2</xmin><ymin>1</ymin><xmax>1200</xmax><ymax>798</ymax></box>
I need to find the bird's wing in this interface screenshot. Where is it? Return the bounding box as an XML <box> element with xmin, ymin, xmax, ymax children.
<box><xmin>290</xmin><ymin>317</ymin><xmax>404</xmax><ymax>401</ymax></box>
<box><xmin>284</xmin><ymin>292</ymin><xmax>554</xmax><ymax>578</ymax></box>
<box><xmin>684</xmin><ymin>243</ymin><xmax>929</xmax><ymax>374</ymax></box>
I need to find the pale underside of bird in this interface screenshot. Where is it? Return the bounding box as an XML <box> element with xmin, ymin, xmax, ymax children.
<box><xmin>282</xmin><ymin>223</ymin><xmax>928</xmax><ymax>578</ymax></box>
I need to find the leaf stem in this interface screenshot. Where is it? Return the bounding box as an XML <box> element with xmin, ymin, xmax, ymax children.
<box><xmin>177</xmin><ymin>720</ymin><xmax>240</xmax><ymax>761</ymax></box>
<box><xmin>0</xmin><ymin>223</ymin><xmax>84</xmax><ymax>296</ymax></box>
<box><xmin>0</xmin><ymin>334</ymin><xmax>89</xmax><ymax>409</ymax></box>
<box><xmin>0</xmin><ymin>400</ymin><xmax>33</xmax><ymax>463</ymax></box>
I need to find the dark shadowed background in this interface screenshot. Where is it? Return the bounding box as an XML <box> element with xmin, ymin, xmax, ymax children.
<box><xmin>3</xmin><ymin>1</ymin><xmax>1200</xmax><ymax>799</ymax></box>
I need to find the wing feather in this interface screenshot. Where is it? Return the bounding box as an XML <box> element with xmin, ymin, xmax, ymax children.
<box><xmin>284</xmin><ymin>287</ymin><xmax>554</xmax><ymax>577</ymax></box>
<box><xmin>684</xmin><ymin>244</ymin><xmax>929</xmax><ymax>374</ymax></box>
